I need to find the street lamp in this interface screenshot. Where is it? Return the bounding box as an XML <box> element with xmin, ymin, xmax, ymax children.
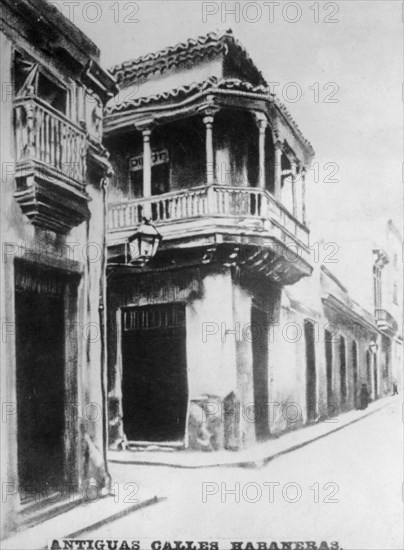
<box><xmin>126</xmin><ymin>218</ymin><xmax>162</xmax><ymax>266</ymax></box>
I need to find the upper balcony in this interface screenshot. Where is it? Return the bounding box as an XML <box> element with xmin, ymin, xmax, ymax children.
<box><xmin>108</xmin><ymin>184</ymin><xmax>308</xmax><ymax>243</ymax></box>
<box><xmin>105</xmin><ymin>109</ymin><xmax>312</xmax><ymax>285</ymax></box>
<box><xmin>11</xmin><ymin>42</ymin><xmax>117</xmax><ymax>234</ymax></box>
<box><xmin>104</xmin><ymin>30</ymin><xmax>314</xmax><ymax>284</ymax></box>
<box><xmin>13</xmin><ymin>93</ymin><xmax>90</xmax><ymax>233</ymax></box>
<box><xmin>375</xmin><ymin>308</ymin><xmax>398</xmax><ymax>336</ymax></box>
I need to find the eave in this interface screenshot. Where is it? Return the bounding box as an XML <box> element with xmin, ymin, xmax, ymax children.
<box><xmin>322</xmin><ymin>293</ymin><xmax>378</xmax><ymax>334</ymax></box>
<box><xmin>1</xmin><ymin>0</ymin><xmax>117</xmax><ymax>102</ymax></box>
<box><xmin>104</xmin><ymin>78</ymin><xmax>314</xmax><ymax>161</ymax></box>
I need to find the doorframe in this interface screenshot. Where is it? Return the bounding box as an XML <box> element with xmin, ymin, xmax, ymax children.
<box><xmin>366</xmin><ymin>349</ymin><xmax>373</xmax><ymax>399</ymax></box>
<box><xmin>63</xmin><ymin>273</ymin><xmax>81</xmax><ymax>491</ymax></box>
<box><xmin>324</xmin><ymin>328</ymin><xmax>334</xmax><ymax>415</ymax></box>
<box><xmin>373</xmin><ymin>353</ymin><xmax>378</xmax><ymax>399</ymax></box>
<box><xmin>351</xmin><ymin>340</ymin><xmax>359</xmax><ymax>408</ymax></box>
<box><xmin>14</xmin><ymin>258</ymin><xmax>82</xmax><ymax>502</ymax></box>
<box><xmin>117</xmin><ymin>301</ymin><xmax>190</xmax><ymax>447</ymax></box>
<box><xmin>339</xmin><ymin>335</ymin><xmax>347</xmax><ymax>409</ymax></box>
<box><xmin>251</xmin><ymin>301</ymin><xmax>270</xmax><ymax>440</ymax></box>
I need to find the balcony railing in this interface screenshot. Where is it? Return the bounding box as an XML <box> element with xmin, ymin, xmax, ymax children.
<box><xmin>108</xmin><ymin>185</ymin><xmax>309</xmax><ymax>247</ymax></box>
<box><xmin>375</xmin><ymin>308</ymin><xmax>398</xmax><ymax>335</ymax></box>
<box><xmin>14</xmin><ymin>95</ymin><xmax>87</xmax><ymax>187</ymax></box>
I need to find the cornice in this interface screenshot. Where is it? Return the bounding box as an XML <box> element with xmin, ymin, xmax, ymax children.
<box><xmin>322</xmin><ymin>293</ymin><xmax>377</xmax><ymax>333</ymax></box>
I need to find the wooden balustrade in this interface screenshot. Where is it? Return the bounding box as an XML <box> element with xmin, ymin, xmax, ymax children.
<box><xmin>108</xmin><ymin>185</ymin><xmax>309</xmax><ymax>247</ymax></box>
<box><xmin>14</xmin><ymin>95</ymin><xmax>87</xmax><ymax>187</ymax></box>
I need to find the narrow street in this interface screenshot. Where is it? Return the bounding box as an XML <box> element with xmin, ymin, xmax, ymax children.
<box><xmin>82</xmin><ymin>398</ymin><xmax>403</xmax><ymax>550</ymax></box>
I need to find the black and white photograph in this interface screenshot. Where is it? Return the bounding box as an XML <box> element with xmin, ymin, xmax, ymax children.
<box><xmin>0</xmin><ymin>1</ymin><xmax>403</xmax><ymax>549</ymax></box>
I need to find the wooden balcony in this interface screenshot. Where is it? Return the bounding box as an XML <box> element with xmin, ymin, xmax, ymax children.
<box><xmin>375</xmin><ymin>308</ymin><xmax>398</xmax><ymax>336</ymax></box>
<box><xmin>13</xmin><ymin>95</ymin><xmax>90</xmax><ymax>233</ymax></box>
<box><xmin>108</xmin><ymin>185</ymin><xmax>312</xmax><ymax>284</ymax></box>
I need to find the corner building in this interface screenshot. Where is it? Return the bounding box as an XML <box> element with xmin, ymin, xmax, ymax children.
<box><xmin>105</xmin><ymin>30</ymin><xmax>316</xmax><ymax>451</ymax></box>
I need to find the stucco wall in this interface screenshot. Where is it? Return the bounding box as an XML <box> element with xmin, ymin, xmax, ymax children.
<box><xmin>0</xmin><ymin>29</ymin><xmax>108</xmax><ymax>536</ymax></box>
<box><xmin>187</xmin><ymin>271</ymin><xmax>237</xmax><ymax>398</ymax></box>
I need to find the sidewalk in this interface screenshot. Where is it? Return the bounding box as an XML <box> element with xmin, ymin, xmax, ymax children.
<box><xmin>2</xmin><ymin>489</ymin><xmax>163</xmax><ymax>550</ymax></box>
<box><xmin>108</xmin><ymin>395</ymin><xmax>399</xmax><ymax>469</ymax></box>
<box><xmin>2</xmin><ymin>396</ymin><xmax>397</xmax><ymax>549</ymax></box>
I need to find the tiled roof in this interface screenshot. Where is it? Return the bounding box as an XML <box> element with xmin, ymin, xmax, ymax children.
<box><xmin>106</xmin><ymin>77</ymin><xmax>217</xmax><ymax>113</ymax></box>
<box><xmin>105</xmin><ymin>77</ymin><xmax>268</xmax><ymax>113</ymax></box>
<box><xmin>110</xmin><ymin>29</ymin><xmax>267</xmax><ymax>87</ymax></box>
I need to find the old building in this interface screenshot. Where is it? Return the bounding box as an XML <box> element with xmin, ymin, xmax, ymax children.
<box><xmin>373</xmin><ymin>220</ymin><xmax>403</xmax><ymax>392</ymax></box>
<box><xmin>104</xmin><ymin>31</ymin><xmax>398</xmax><ymax>455</ymax></box>
<box><xmin>314</xmin><ymin>218</ymin><xmax>403</xmax><ymax>396</ymax></box>
<box><xmin>0</xmin><ymin>0</ymin><xmax>117</xmax><ymax>537</ymax></box>
<box><xmin>320</xmin><ymin>266</ymin><xmax>379</xmax><ymax>411</ymax></box>
<box><xmin>104</xmin><ymin>30</ymin><xmax>316</xmax><ymax>451</ymax></box>
<box><xmin>266</xmin><ymin>261</ymin><xmax>381</xmax><ymax>436</ymax></box>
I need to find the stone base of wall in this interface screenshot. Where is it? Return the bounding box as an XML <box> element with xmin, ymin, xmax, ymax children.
<box><xmin>187</xmin><ymin>393</ymin><xmax>241</xmax><ymax>452</ymax></box>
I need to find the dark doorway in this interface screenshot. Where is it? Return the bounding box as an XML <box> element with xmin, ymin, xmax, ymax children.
<box><xmin>366</xmin><ymin>350</ymin><xmax>372</xmax><ymax>398</ymax></box>
<box><xmin>121</xmin><ymin>304</ymin><xmax>188</xmax><ymax>443</ymax></box>
<box><xmin>324</xmin><ymin>329</ymin><xmax>333</xmax><ymax>414</ymax></box>
<box><xmin>251</xmin><ymin>305</ymin><xmax>270</xmax><ymax>440</ymax></box>
<box><xmin>15</xmin><ymin>269</ymin><xmax>66</xmax><ymax>498</ymax></box>
<box><xmin>305</xmin><ymin>320</ymin><xmax>316</xmax><ymax>422</ymax></box>
<box><xmin>352</xmin><ymin>341</ymin><xmax>358</xmax><ymax>407</ymax></box>
<box><xmin>373</xmin><ymin>354</ymin><xmax>378</xmax><ymax>398</ymax></box>
<box><xmin>339</xmin><ymin>336</ymin><xmax>347</xmax><ymax>407</ymax></box>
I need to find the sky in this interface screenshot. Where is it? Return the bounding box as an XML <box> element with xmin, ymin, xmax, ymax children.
<box><xmin>52</xmin><ymin>0</ymin><xmax>403</xmax><ymax>244</ymax></box>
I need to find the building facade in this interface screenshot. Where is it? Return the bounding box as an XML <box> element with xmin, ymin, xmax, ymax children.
<box><xmin>104</xmin><ymin>31</ymin><xmax>399</xmax><ymax>454</ymax></box>
<box><xmin>1</xmin><ymin>6</ymin><xmax>400</xmax><ymax>542</ymax></box>
<box><xmin>314</xmin><ymin>218</ymin><xmax>403</xmax><ymax>396</ymax></box>
<box><xmin>374</xmin><ymin>220</ymin><xmax>403</xmax><ymax>392</ymax></box>
<box><xmin>0</xmin><ymin>0</ymin><xmax>116</xmax><ymax>537</ymax></box>
<box><xmin>105</xmin><ymin>31</ymin><xmax>392</xmax><ymax>450</ymax></box>
<box><xmin>105</xmin><ymin>30</ymin><xmax>314</xmax><ymax>451</ymax></box>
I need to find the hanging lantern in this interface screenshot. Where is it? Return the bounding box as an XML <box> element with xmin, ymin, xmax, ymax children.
<box><xmin>127</xmin><ymin>219</ymin><xmax>162</xmax><ymax>266</ymax></box>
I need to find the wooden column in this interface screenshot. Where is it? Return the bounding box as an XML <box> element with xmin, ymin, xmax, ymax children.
<box><xmin>254</xmin><ymin>112</ymin><xmax>268</xmax><ymax>189</ymax></box>
<box><xmin>290</xmin><ymin>159</ymin><xmax>298</xmax><ymax>218</ymax></box>
<box><xmin>202</xmin><ymin>115</ymin><xmax>215</xmax><ymax>185</ymax></box>
<box><xmin>142</xmin><ymin>127</ymin><xmax>152</xmax><ymax>219</ymax></box>
<box><xmin>274</xmin><ymin>141</ymin><xmax>283</xmax><ymax>201</ymax></box>
<box><xmin>301</xmin><ymin>167</ymin><xmax>307</xmax><ymax>224</ymax></box>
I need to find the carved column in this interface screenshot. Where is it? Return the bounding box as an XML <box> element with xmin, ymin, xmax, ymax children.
<box><xmin>274</xmin><ymin>140</ymin><xmax>283</xmax><ymax>201</ymax></box>
<box><xmin>254</xmin><ymin>112</ymin><xmax>268</xmax><ymax>189</ymax></box>
<box><xmin>139</xmin><ymin>125</ymin><xmax>154</xmax><ymax>219</ymax></box>
<box><xmin>301</xmin><ymin>167</ymin><xmax>307</xmax><ymax>224</ymax></box>
<box><xmin>142</xmin><ymin>128</ymin><xmax>152</xmax><ymax>198</ymax></box>
<box><xmin>202</xmin><ymin>114</ymin><xmax>215</xmax><ymax>185</ymax></box>
<box><xmin>290</xmin><ymin>159</ymin><xmax>298</xmax><ymax>218</ymax></box>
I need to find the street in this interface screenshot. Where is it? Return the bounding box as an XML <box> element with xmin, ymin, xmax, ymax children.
<box><xmin>81</xmin><ymin>398</ymin><xmax>403</xmax><ymax>550</ymax></box>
